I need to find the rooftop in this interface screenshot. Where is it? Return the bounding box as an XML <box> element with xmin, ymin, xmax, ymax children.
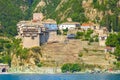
<box><xmin>105</xmin><ymin>46</ymin><xmax>115</xmax><ymax>50</ymax></box>
<box><xmin>81</xmin><ymin>23</ymin><xmax>93</xmax><ymax>26</ymax></box>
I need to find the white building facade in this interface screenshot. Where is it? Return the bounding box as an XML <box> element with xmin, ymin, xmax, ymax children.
<box><xmin>59</xmin><ymin>22</ymin><xmax>80</xmax><ymax>30</ymax></box>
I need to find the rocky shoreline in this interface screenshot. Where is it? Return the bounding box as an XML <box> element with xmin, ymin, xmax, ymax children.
<box><xmin>8</xmin><ymin>67</ymin><xmax>61</xmax><ymax>74</ymax></box>
<box><xmin>4</xmin><ymin>67</ymin><xmax>120</xmax><ymax>74</ymax></box>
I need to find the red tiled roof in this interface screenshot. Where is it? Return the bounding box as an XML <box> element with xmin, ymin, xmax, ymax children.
<box><xmin>81</xmin><ymin>23</ymin><xmax>93</xmax><ymax>26</ymax></box>
<box><xmin>105</xmin><ymin>46</ymin><xmax>114</xmax><ymax>50</ymax></box>
<box><xmin>32</xmin><ymin>20</ymin><xmax>39</xmax><ymax>22</ymax></box>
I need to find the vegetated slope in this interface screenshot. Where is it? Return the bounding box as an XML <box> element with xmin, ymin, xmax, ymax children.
<box><xmin>54</xmin><ymin>0</ymin><xmax>88</xmax><ymax>23</ymax></box>
<box><xmin>0</xmin><ymin>0</ymin><xmax>23</xmax><ymax>36</ymax></box>
<box><xmin>34</xmin><ymin>0</ymin><xmax>61</xmax><ymax>21</ymax></box>
<box><xmin>0</xmin><ymin>37</ymin><xmax>42</xmax><ymax>69</ymax></box>
<box><xmin>34</xmin><ymin>0</ymin><xmax>88</xmax><ymax>23</ymax></box>
<box><xmin>35</xmin><ymin>0</ymin><xmax>120</xmax><ymax>31</ymax></box>
<box><xmin>0</xmin><ymin>0</ymin><xmax>40</xmax><ymax>36</ymax></box>
<box><xmin>92</xmin><ymin>0</ymin><xmax>120</xmax><ymax>32</ymax></box>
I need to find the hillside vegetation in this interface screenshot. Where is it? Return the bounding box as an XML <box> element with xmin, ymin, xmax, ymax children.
<box><xmin>0</xmin><ymin>0</ymin><xmax>23</xmax><ymax>36</ymax></box>
<box><xmin>35</xmin><ymin>0</ymin><xmax>88</xmax><ymax>23</ymax></box>
<box><xmin>92</xmin><ymin>0</ymin><xmax>120</xmax><ymax>31</ymax></box>
<box><xmin>35</xmin><ymin>0</ymin><xmax>120</xmax><ymax>31</ymax></box>
<box><xmin>0</xmin><ymin>37</ymin><xmax>42</xmax><ymax>68</ymax></box>
<box><xmin>0</xmin><ymin>0</ymin><xmax>39</xmax><ymax>36</ymax></box>
<box><xmin>0</xmin><ymin>0</ymin><xmax>119</xmax><ymax>37</ymax></box>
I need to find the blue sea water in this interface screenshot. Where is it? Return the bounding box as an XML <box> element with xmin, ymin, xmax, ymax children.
<box><xmin>0</xmin><ymin>73</ymin><xmax>120</xmax><ymax>80</ymax></box>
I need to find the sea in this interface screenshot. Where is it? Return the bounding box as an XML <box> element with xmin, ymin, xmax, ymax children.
<box><xmin>0</xmin><ymin>73</ymin><xmax>120</xmax><ymax>80</ymax></box>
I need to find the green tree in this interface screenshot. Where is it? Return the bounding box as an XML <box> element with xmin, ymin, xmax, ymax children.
<box><xmin>70</xmin><ymin>63</ymin><xmax>81</xmax><ymax>73</ymax></box>
<box><xmin>89</xmin><ymin>38</ymin><xmax>94</xmax><ymax>42</ymax></box>
<box><xmin>61</xmin><ymin>63</ymin><xmax>81</xmax><ymax>73</ymax></box>
<box><xmin>75</xmin><ymin>31</ymin><xmax>84</xmax><ymax>39</ymax></box>
<box><xmin>84</xmin><ymin>29</ymin><xmax>93</xmax><ymax>41</ymax></box>
<box><xmin>31</xmin><ymin>46</ymin><xmax>42</xmax><ymax>57</ymax></box>
<box><xmin>106</xmin><ymin>33</ymin><xmax>120</xmax><ymax>60</ymax></box>
<box><xmin>105</xmin><ymin>33</ymin><xmax>119</xmax><ymax>47</ymax></box>
<box><xmin>63</xmin><ymin>28</ymin><xmax>68</xmax><ymax>35</ymax></box>
<box><xmin>114</xmin><ymin>62</ymin><xmax>120</xmax><ymax>69</ymax></box>
<box><xmin>1</xmin><ymin>54</ymin><xmax>11</xmax><ymax>66</ymax></box>
<box><xmin>61</xmin><ymin>63</ymin><xmax>71</xmax><ymax>73</ymax></box>
<box><xmin>114</xmin><ymin>45</ymin><xmax>120</xmax><ymax>59</ymax></box>
<box><xmin>95</xmin><ymin>37</ymin><xmax>99</xmax><ymax>42</ymax></box>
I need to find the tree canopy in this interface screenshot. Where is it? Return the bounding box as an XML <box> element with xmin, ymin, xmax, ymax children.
<box><xmin>61</xmin><ymin>63</ymin><xmax>81</xmax><ymax>73</ymax></box>
<box><xmin>106</xmin><ymin>33</ymin><xmax>120</xmax><ymax>60</ymax></box>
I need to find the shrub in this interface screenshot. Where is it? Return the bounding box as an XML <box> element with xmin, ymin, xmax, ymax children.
<box><xmin>37</xmin><ymin>63</ymin><xmax>42</xmax><ymax>67</ymax></box>
<box><xmin>61</xmin><ymin>63</ymin><xmax>71</xmax><ymax>73</ymax></box>
<box><xmin>89</xmin><ymin>38</ymin><xmax>94</xmax><ymax>42</ymax></box>
<box><xmin>63</xmin><ymin>28</ymin><xmax>68</xmax><ymax>35</ymax></box>
<box><xmin>75</xmin><ymin>31</ymin><xmax>84</xmax><ymax>39</ymax></box>
<box><xmin>79</xmin><ymin>52</ymin><xmax>83</xmax><ymax>57</ymax></box>
<box><xmin>84</xmin><ymin>34</ymin><xmax>90</xmax><ymax>41</ymax></box>
<box><xmin>70</xmin><ymin>63</ymin><xmax>81</xmax><ymax>73</ymax></box>
<box><xmin>20</xmin><ymin>48</ymin><xmax>29</xmax><ymax>59</ymax></box>
<box><xmin>83</xmin><ymin>48</ymin><xmax>88</xmax><ymax>53</ymax></box>
<box><xmin>0</xmin><ymin>39</ymin><xmax>10</xmax><ymax>43</ymax></box>
<box><xmin>92</xmin><ymin>49</ymin><xmax>97</xmax><ymax>52</ymax></box>
<box><xmin>31</xmin><ymin>47</ymin><xmax>41</xmax><ymax>54</ymax></box>
<box><xmin>95</xmin><ymin>37</ymin><xmax>99</xmax><ymax>42</ymax></box>
<box><xmin>57</xmin><ymin>30</ymin><xmax>62</xmax><ymax>35</ymax></box>
<box><xmin>63</xmin><ymin>31</ymin><xmax>67</xmax><ymax>35</ymax></box>
<box><xmin>88</xmin><ymin>42</ymin><xmax>91</xmax><ymax>45</ymax></box>
<box><xmin>63</xmin><ymin>28</ymin><xmax>68</xmax><ymax>33</ymax></box>
<box><xmin>76</xmin><ymin>31</ymin><xmax>84</xmax><ymax>36</ymax></box>
<box><xmin>75</xmin><ymin>35</ymin><xmax>80</xmax><ymax>39</ymax></box>
<box><xmin>115</xmin><ymin>62</ymin><xmax>120</xmax><ymax>69</ymax></box>
<box><xmin>0</xmin><ymin>44</ymin><xmax>4</xmax><ymax>52</ymax></box>
<box><xmin>1</xmin><ymin>55</ymin><xmax>11</xmax><ymax>66</ymax></box>
<box><xmin>84</xmin><ymin>29</ymin><xmax>93</xmax><ymax>41</ymax></box>
<box><xmin>86</xmin><ymin>29</ymin><xmax>93</xmax><ymax>35</ymax></box>
<box><xmin>4</xmin><ymin>43</ymin><xmax>11</xmax><ymax>49</ymax></box>
<box><xmin>61</xmin><ymin>63</ymin><xmax>81</xmax><ymax>73</ymax></box>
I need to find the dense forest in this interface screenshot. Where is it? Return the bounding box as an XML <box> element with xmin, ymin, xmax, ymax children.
<box><xmin>93</xmin><ymin>0</ymin><xmax>120</xmax><ymax>32</ymax></box>
<box><xmin>0</xmin><ymin>0</ymin><xmax>39</xmax><ymax>36</ymax></box>
<box><xmin>0</xmin><ymin>0</ymin><xmax>23</xmax><ymax>36</ymax></box>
